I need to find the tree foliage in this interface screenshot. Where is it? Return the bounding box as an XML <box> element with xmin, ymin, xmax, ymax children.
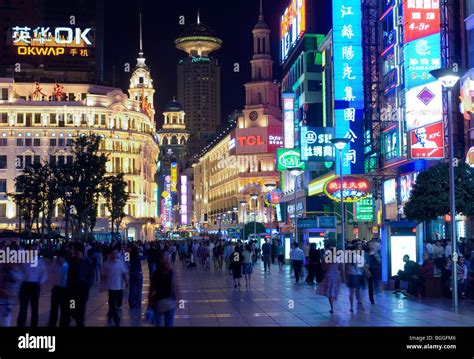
<box><xmin>403</xmin><ymin>162</ymin><xmax>474</xmax><ymax>222</ymax></box>
<box><xmin>243</xmin><ymin>222</ymin><xmax>266</xmax><ymax>240</ymax></box>
<box><xmin>104</xmin><ymin>173</ymin><xmax>129</xmax><ymax>239</ymax></box>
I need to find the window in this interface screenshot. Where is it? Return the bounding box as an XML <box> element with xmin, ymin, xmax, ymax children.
<box><xmin>0</xmin><ymin>156</ymin><xmax>7</xmax><ymax>169</ymax></box>
<box><xmin>16</xmin><ymin>138</ymin><xmax>23</xmax><ymax>146</ymax></box>
<box><xmin>50</xmin><ymin>114</ymin><xmax>57</xmax><ymax>125</ymax></box>
<box><xmin>0</xmin><ymin>88</ymin><xmax>8</xmax><ymax>101</ymax></box>
<box><xmin>0</xmin><ymin>139</ymin><xmax>7</xmax><ymax>146</ymax></box>
<box><xmin>58</xmin><ymin>138</ymin><xmax>65</xmax><ymax>147</ymax></box>
<box><xmin>17</xmin><ymin>113</ymin><xmax>24</xmax><ymax>124</ymax></box>
<box><xmin>34</xmin><ymin>113</ymin><xmax>41</xmax><ymax>124</ymax></box>
<box><xmin>0</xmin><ymin>204</ymin><xmax>6</xmax><ymax>218</ymax></box>
<box><xmin>66</xmin><ymin>139</ymin><xmax>73</xmax><ymax>146</ymax></box>
<box><xmin>33</xmin><ymin>138</ymin><xmax>40</xmax><ymax>146</ymax></box>
<box><xmin>0</xmin><ymin>113</ymin><xmax>7</xmax><ymax>124</ymax></box>
<box><xmin>50</xmin><ymin>138</ymin><xmax>57</xmax><ymax>146</ymax></box>
<box><xmin>57</xmin><ymin>156</ymin><xmax>65</xmax><ymax>166</ymax></box>
<box><xmin>49</xmin><ymin>156</ymin><xmax>56</xmax><ymax>166</ymax></box>
<box><xmin>15</xmin><ymin>156</ymin><xmax>23</xmax><ymax>169</ymax></box>
<box><xmin>66</xmin><ymin>156</ymin><xmax>73</xmax><ymax>165</ymax></box>
<box><xmin>0</xmin><ymin>179</ymin><xmax>6</xmax><ymax>193</ymax></box>
<box><xmin>34</xmin><ymin>156</ymin><xmax>40</xmax><ymax>164</ymax></box>
<box><xmin>25</xmin><ymin>138</ymin><xmax>32</xmax><ymax>146</ymax></box>
<box><xmin>24</xmin><ymin>155</ymin><xmax>32</xmax><ymax>168</ymax></box>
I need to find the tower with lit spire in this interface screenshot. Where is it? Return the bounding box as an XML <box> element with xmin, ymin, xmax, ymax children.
<box><xmin>239</xmin><ymin>0</ymin><xmax>281</xmax><ymax>129</ymax></box>
<box><xmin>128</xmin><ymin>10</ymin><xmax>155</xmax><ymax>121</ymax></box>
<box><xmin>175</xmin><ymin>11</ymin><xmax>223</xmax><ymax>156</ymax></box>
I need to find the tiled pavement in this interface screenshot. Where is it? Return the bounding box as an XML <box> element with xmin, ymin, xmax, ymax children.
<box><xmin>12</xmin><ymin>258</ymin><xmax>474</xmax><ymax>327</ymax></box>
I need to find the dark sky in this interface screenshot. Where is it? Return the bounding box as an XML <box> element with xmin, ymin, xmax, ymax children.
<box><xmin>104</xmin><ymin>0</ymin><xmax>331</xmax><ymax>129</ymax></box>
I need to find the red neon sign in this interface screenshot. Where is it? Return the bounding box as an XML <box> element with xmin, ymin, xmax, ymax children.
<box><xmin>324</xmin><ymin>176</ymin><xmax>371</xmax><ymax>203</ymax></box>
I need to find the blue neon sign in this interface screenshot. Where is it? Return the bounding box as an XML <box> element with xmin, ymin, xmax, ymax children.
<box><xmin>332</xmin><ymin>0</ymin><xmax>365</xmax><ymax>174</ymax></box>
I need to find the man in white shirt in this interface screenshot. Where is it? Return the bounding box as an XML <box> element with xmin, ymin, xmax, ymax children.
<box><xmin>445</xmin><ymin>240</ymin><xmax>452</xmax><ymax>259</ymax></box>
<box><xmin>17</xmin><ymin>244</ymin><xmax>48</xmax><ymax>327</ymax></box>
<box><xmin>101</xmin><ymin>249</ymin><xmax>129</xmax><ymax>327</ymax></box>
<box><xmin>289</xmin><ymin>243</ymin><xmax>305</xmax><ymax>283</ymax></box>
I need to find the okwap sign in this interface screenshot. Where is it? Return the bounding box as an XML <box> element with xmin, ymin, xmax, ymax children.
<box><xmin>403</xmin><ymin>0</ymin><xmax>445</xmax><ymax>160</ymax></box>
<box><xmin>332</xmin><ymin>0</ymin><xmax>365</xmax><ymax>175</ymax></box>
<box><xmin>11</xmin><ymin>26</ymin><xmax>94</xmax><ymax>57</ymax></box>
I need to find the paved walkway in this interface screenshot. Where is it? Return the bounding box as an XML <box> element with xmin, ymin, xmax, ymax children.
<box><xmin>12</xmin><ymin>258</ymin><xmax>474</xmax><ymax>327</ymax></box>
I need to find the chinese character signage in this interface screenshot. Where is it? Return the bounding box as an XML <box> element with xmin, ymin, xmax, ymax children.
<box><xmin>280</xmin><ymin>0</ymin><xmax>306</xmax><ymax>64</ymax></box>
<box><xmin>276</xmin><ymin>148</ymin><xmax>305</xmax><ymax>171</ymax></box>
<box><xmin>356</xmin><ymin>197</ymin><xmax>374</xmax><ymax>222</ymax></box>
<box><xmin>403</xmin><ymin>0</ymin><xmax>442</xmax><ymax>131</ymax></box>
<box><xmin>409</xmin><ymin>121</ymin><xmax>445</xmax><ymax>159</ymax></box>
<box><xmin>282</xmin><ymin>93</ymin><xmax>295</xmax><ymax>148</ymax></box>
<box><xmin>11</xmin><ymin>26</ymin><xmax>94</xmax><ymax>57</ymax></box>
<box><xmin>332</xmin><ymin>0</ymin><xmax>365</xmax><ymax>174</ymax></box>
<box><xmin>324</xmin><ymin>175</ymin><xmax>371</xmax><ymax>203</ymax></box>
<box><xmin>171</xmin><ymin>162</ymin><xmax>178</xmax><ymax>193</ymax></box>
<box><xmin>403</xmin><ymin>0</ymin><xmax>440</xmax><ymax>43</ymax></box>
<box><xmin>300</xmin><ymin>126</ymin><xmax>335</xmax><ymax>162</ymax></box>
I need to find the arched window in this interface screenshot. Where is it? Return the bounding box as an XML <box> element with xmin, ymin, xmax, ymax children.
<box><xmin>162</xmin><ymin>137</ymin><xmax>169</xmax><ymax>146</ymax></box>
<box><xmin>171</xmin><ymin>136</ymin><xmax>178</xmax><ymax>145</ymax></box>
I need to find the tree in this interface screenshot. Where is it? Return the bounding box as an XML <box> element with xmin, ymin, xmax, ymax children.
<box><xmin>104</xmin><ymin>173</ymin><xmax>129</xmax><ymax>240</ymax></box>
<box><xmin>243</xmin><ymin>222</ymin><xmax>266</xmax><ymax>240</ymax></box>
<box><xmin>404</xmin><ymin>162</ymin><xmax>474</xmax><ymax>222</ymax></box>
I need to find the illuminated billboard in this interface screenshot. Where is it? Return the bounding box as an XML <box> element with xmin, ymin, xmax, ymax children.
<box><xmin>171</xmin><ymin>162</ymin><xmax>178</xmax><ymax>193</ymax></box>
<box><xmin>282</xmin><ymin>93</ymin><xmax>295</xmax><ymax>148</ymax></box>
<box><xmin>403</xmin><ymin>0</ymin><xmax>442</xmax><ymax>131</ymax></box>
<box><xmin>180</xmin><ymin>175</ymin><xmax>188</xmax><ymax>225</ymax></box>
<box><xmin>11</xmin><ymin>26</ymin><xmax>94</xmax><ymax>57</ymax></box>
<box><xmin>332</xmin><ymin>0</ymin><xmax>365</xmax><ymax>174</ymax></box>
<box><xmin>281</xmin><ymin>0</ymin><xmax>306</xmax><ymax>63</ymax></box>
<box><xmin>409</xmin><ymin>121</ymin><xmax>445</xmax><ymax>159</ymax></box>
<box><xmin>300</xmin><ymin>126</ymin><xmax>335</xmax><ymax>162</ymax></box>
<box><xmin>399</xmin><ymin>172</ymin><xmax>419</xmax><ymax>205</ymax></box>
<box><xmin>276</xmin><ymin>148</ymin><xmax>305</xmax><ymax>171</ymax></box>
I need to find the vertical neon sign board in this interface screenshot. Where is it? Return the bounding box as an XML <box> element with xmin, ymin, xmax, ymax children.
<box><xmin>282</xmin><ymin>93</ymin><xmax>296</xmax><ymax>148</ymax></box>
<box><xmin>332</xmin><ymin>0</ymin><xmax>365</xmax><ymax>175</ymax></box>
<box><xmin>403</xmin><ymin>0</ymin><xmax>442</xmax><ymax>132</ymax></box>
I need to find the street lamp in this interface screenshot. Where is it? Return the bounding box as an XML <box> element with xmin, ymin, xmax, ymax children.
<box><xmin>430</xmin><ymin>67</ymin><xmax>465</xmax><ymax>310</ymax></box>
<box><xmin>330</xmin><ymin>137</ymin><xmax>350</xmax><ymax>282</ymax></box>
<box><xmin>251</xmin><ymin>193</ymin><xmax>258</xmax><ymax>242</ymax></box>
<box><xmin>288</xmin><ymin>169</ymin><xmax>304</xmax><ymax>243</ymax></box>
<box><xmin>265</xmin><ymin>183</ymin><xmax>276</xmax><ymax>242</ymax></box>
<box><xmin>240</xmin><ymin>200</ymin><xmax>246</xmax><ymax>241</ymax></box>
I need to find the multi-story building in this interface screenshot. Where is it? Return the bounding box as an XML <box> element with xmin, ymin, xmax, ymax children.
<box><xmin>0</xmin><ymin>0</ymin><xmax>104</xmax><ymax>84</ymax></box>
<box><xmin>0</xmin><ymin>43</ymin><xmax>159</xmax><ymax>241</ymax></box>
<box><xmin>278</xmin><ymin>0</ymin><xmax>330</xmax><ymax>237</ymax></box>
<box><xmin>156</xmin><ymin>99</ymin><xmax>190</xmax><ymax>230</ymax></box>
<box><xmin>175</xmin><ymin>14</ymin><xmax>222</xmax><ymax>157</ymax></box>
<box><xmin>193</xmin><ymin>5</ymin><xmax>282</xmax><ymax>237</ymax></box>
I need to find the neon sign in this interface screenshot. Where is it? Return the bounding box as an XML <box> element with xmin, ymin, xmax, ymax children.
<box><xmin>332</xmin><ymin>0</ymin><xmax>365</xmax><ymax>175</ymax></box>
<box><xmin>11</xmin><ymin>26</ymin><xmax>93</xmax><ymax>57</ymax></box>
<box><xmin>276</xmin><ymin>148</ymin><xmax>305</xmax><ymax>171</ymax></box>
<box><xmin>282</xmin><ymin>93</ymin><xmax>295</xmax><ymax>148</ymax></box>
<box><xmin>280</xmin><ymin>0</ymin><xmax>306</xmax><ymax>63</ymax></box>
<box><xmin>300</xmin><ymin>126</ymin><xmax>335</xmax><ymax>162</ymax></box>
<box><xmin>324</xmin><ymin>176</ymin><xmax>371</xmax><ymax>203</ymax></box>
<box><xmin>171</xmin><ymin>162</ymin><xmax>178</xmax><ymax>193</ymax></box>
<box><xmin>403</xmin><ymin>0</ymin><xmax>442</xmax><ymax>131</ymax></box>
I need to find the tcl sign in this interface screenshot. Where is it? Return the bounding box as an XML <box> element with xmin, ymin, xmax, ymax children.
<box><xmin>237</xmin><ymin>136</ymin><xmax>265</xmax><ymax>146</ymax></box>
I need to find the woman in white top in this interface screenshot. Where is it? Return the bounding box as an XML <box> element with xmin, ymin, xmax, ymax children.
<box><xmin>242</xmin><ymin>244</ymin><xmax>253</xmax><ymax>287</ymax></box>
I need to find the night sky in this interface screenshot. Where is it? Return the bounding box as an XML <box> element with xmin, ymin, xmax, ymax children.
<box><xmin>104</xmin><ymin>0</ymin><xmax>331</xmax><ymax>129</ymax></box>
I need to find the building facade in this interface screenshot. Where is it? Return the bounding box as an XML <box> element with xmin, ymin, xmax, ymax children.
<box><xmin>156</xmin><ymin>99</ymin><xmax>190</xmax><ymax>231</ymax></box>
<box><xmin>193</xmin><ymin>5</ymin><xmax>282</xmax><ymax>237</ymax></box>
<box><xmin>175</xmin><ymin>15</ymin><xmax>222</xmax><ymax>156</ymax></box>
<box><xmin>0</xmin><ymin>56</ymin><xmax>159</xmax><ymax>240</ymax></box>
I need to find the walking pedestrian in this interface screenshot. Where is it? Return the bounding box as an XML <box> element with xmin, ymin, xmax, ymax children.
<box><xmin>17</xmin><ymin>244</ymin><xmax>48</xmax><ymax>327</ymax></box>
<box><xmin>148</xmin><ymin>251</ymin><xmax>177</xmax><ymax>327</ymax></box>
<box><xmin>316</xmin><ymin>254</ymin><xmax>341</xmax><ymax>314</ymax></box>
<box><xmin>0</xmin><ymin>263</ymin><xmax>23</xmax><ymax>327</ymax></box>
<box><xmin>231</xmin><ymin>244</ymin><xmax>243</xmax><ymax>288</ymax></box>
<box><xmin>242</xmin><ymin>244</ymin><xmax>253</xmax><ymax>287</ymax></box>
<box><xmin>48</xmin><ymin>251</ymin><xmax>69</xmax><ymax>327</ymax></box>
<box><xmin>277</xmin><ymin>240</ymin><xmax>285</xmax><ymax>270</ymax></box>
<box><xmin>261</xmin><ymin>238</ymin><xmax>271</xmax><ymax>273</ymax></box>
<box><xmin>128</xmin><ymin>244</ymin><xmax>143</xmax><ymax>310</ymax></box>
<box><xmin>289</xmin><ymin>243</ymin><xmax>305</xmax><ymax>283</ymax></box>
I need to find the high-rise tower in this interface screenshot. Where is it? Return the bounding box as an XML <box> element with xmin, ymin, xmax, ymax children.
<box><xmin>175</xmin><ymin>13</ymin><xmax>222</xmax><ymax>157</ymax></box>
